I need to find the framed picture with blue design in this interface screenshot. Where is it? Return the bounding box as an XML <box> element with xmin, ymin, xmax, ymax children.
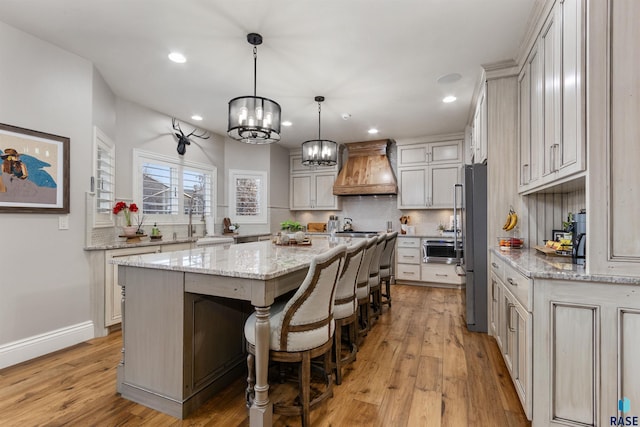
<box><xmin>0</xmin><ymin>123</ymin><xmax>69</xmax><ymax>213</ymax></box>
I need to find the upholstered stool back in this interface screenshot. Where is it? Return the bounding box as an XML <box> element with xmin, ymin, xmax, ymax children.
<box><xmin>334</xmin><ymin>239</ymin><xmax>367</xmax><ymax>321</ymax></box>
<box><xmin>379</xmin><ymin>231</ymin><xmax>398</xmax><ymax>307</ymax></box>
<box><xmin>272</xmin><ymin>244</ymin><xmax>346</xmax><ymax>352</ymax></box>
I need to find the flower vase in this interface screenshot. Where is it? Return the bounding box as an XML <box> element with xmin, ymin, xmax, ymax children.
<box><xmin>122</xmin><ymin>226</ymin><xmax>138</xmax><ymax>237</ymax></box>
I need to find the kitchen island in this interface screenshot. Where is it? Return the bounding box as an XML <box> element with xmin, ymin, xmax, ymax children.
<box><xmin>111</xmin><ymin>236</ymin><xmax>358</xmax><ymax>426</ymax></box>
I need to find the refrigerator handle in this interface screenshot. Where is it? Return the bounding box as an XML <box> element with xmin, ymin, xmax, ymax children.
<box><xmin>453</xmin><ymin>183</ymin><xmax>463</xmax><ymax>267</ymax></box>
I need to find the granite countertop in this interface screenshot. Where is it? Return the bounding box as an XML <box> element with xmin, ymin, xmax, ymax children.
<box><xmin>110</xmin><ymin>235</ymin><xmax>364</xmax><ymax>280</ymax></box>
<box><xmin>85</xmin><ymin>237</ymin><xmax>196</xmax><ymax>251</ymax></box>
<box><xmin>492</xmin><ymin>248</ymin><xmax>640</xmax><ymax>285</ymax></box>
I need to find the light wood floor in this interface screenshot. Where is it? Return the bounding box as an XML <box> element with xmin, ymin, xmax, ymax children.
<box><xmin>0</xmin><ymin>285</ymin><xmax>530</xmax><ymax>427</ymax></box>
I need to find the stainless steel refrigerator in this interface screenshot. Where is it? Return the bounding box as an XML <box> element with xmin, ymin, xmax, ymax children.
<box><xmin>462</xmin><ymin>163</ymin><xmax>487</xmax><ymax>333</ymax></box>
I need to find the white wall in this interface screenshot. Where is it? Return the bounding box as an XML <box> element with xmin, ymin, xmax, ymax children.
<box><xmin>0</xmin><ymin>21</ymin><xmax>94</xmax><ymax>365</ymax></box>
<box><xmin>0</xmin><ymin>20</ymin><xmax>291</xmax><ymax>368</ymax></box>
<box><xmin>224</xmin><ymin>140</ymin><xmax>287</xmax><ymax>235</ymax></box>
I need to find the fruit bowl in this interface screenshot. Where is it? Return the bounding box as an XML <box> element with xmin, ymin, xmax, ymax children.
<box><xmin>498</xmin><ymin>237</ymin><xmax>525</xmax><ymax>250</ymax></box>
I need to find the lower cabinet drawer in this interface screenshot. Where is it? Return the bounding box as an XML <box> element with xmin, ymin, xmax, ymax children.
<box><xmin>421</xmin><ymin>264</ymin><xmax>463</xmax><ymax>285</ymax></box>
<box><xmin>397</xmin><ymin>248</ymin><xmax>421</xmax><ymax>264</ymax></box>
<box><xmin>503</xmin><ymin>263</ymin><xmax>532</xmax><ymax>311</ymax></box>
<box><xmin>396</xmin><ymin>263</ymin><xmax>421</xmax><ymax>281</ymax></box>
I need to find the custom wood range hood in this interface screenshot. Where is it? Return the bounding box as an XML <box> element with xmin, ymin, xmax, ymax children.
<box><xmin>333</xmin><ymin>139</ymin><xmax>398</xmax><ymax>196</ymax></box>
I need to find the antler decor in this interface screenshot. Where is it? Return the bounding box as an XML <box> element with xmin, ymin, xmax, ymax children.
<box><xmin>171</xmin><ymin>118</ymin><xmax>210</xmax><ymax>155</ymax></box>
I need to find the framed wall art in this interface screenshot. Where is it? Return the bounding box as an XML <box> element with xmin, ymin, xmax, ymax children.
<box><xmin>0</xmin><ymin>123</ymin><xmax>70</xmax><ymax>213</ymax></box>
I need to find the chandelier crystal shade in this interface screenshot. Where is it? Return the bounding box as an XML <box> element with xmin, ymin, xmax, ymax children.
<box><xmin>227</xmin><ymin>33</ymin><xmax>281</xmax><ymax>144</ymax></box>
<box><xmin>301</xmin><ymin>96</ymin><xmax>338</xmax><ymax>166</ymax></box>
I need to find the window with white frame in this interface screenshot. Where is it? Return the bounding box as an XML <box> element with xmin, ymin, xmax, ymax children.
<box><xmin>133</xmin><ymin>149</ymin><xmax>216</xmax><ymax>225</ymax></box>
<box><xmin>93</xmin><ymin>127</ymin><xmax>116</xmax><ymax>227</ymax></box>
<box><xmin>228</xmin><ymin>169</ymin><xmax>267</xmax><ymax>224</ymax></box>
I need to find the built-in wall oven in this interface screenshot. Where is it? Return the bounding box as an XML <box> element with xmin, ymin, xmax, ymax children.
<box><xmin>422</xmin><ymin>238</ymin><xmax>463</xmax><ymax>264</ymax></box>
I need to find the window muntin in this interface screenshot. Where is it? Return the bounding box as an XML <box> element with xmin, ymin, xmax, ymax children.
<box><xmin>229</xmin><ymin>169</ymin><xmax>267</xmax><ymax>224</ymax></box>
<box><xmin>93</xmin><ymin>127</ymin><xmax>116</xmax><ymax>227</ymax></box>
<box><xmin>133</xmin><ymin>149</ymin><xmax>216</xmax><ymax>225</ymax></box>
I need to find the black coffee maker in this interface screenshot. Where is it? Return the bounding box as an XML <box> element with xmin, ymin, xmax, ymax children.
<box><xmin>570</xmin><ymin>210</ymin><xmax>586</xmax><ymax>265</ymax></box>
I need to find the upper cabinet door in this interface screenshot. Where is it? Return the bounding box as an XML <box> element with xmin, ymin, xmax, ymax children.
<box><xmin>430</xmin><ymin>164</ymin><xmax>461</xmax><ymax>208</ymax></box>
<box><xmin>541</xmin><ymin>5</ymin><xmax>562</xmax><ymax>178</ymax></box>
<box><xmin>290</xmin><ymin>175</ymin><xmax>312</xmax><ymax>210</ymax></box>
<box><xmin>430</xmin><ymin>140</ymin><xmax>463</xmax><ymax>164</ymax></box>
<box><xmin>398</xmin><ymin>144</ymin><xmax>429</xmax><ymax>166</ymax></box>
<box><xmin>473</xmin><ymin>85</ymin><xmax>488</xmax><ymax>165</ymax></box>
<box><xmin>518</xmin><ymin>0</ymin><xmax>585</xmax><ymax>195</ymax></box>
<box><xmin>560</xmin><ymin>0</ymin><xmax>585</xmax><ymax>174</ymax></box>
<box><xmin>398</xmin><ymin>168</ymin><xmax>427</xmax><ymax>208</ymax></box>
<box><xmin>314</xmin><ymin>173</ymin><xmax>338</xmax><ymax>209</ymax></box>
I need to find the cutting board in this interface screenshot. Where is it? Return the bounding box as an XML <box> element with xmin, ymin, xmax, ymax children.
<box><xmin>307</xmin><ymin>222</ymin><xmax>326</xmax><ymax>232</ymax></box>
<box><xmin>534</xmin><ymin>245</ymin><xmax>572</xmax><ymax>257</ymax></box>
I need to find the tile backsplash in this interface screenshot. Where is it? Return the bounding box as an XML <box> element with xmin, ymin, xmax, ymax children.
<box><xmin>294</xmin><ymin>195</ymin><xmax>455</xmax><ymax>236</ymax></box>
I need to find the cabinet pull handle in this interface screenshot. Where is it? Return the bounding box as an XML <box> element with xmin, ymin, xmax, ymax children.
<box><xmin>507</xmin><ymin>277</ymin><xmax>517</xmax><ymax>286</ymax></box>
<box><xmin>508</xmin><ymin>304</ymin><xmax>516</xmax><ymax>332</ymax></box>
<box><xmin>435</xmin><ymin>273</ymin><xmax>448</xmax><ymax>277</ymax></box>
<box><xmin>491</xmin><ymin>262</ymin><xmax>499</xmax><ymax>269</ymax></box>
<box><xmin>522</xmin><ymin>164</ymin><xmax>529</xmax><ymax>184</ymax></box>
<box><xmin>405</xmin><ymin>272</ymin><xmax>415</xmax><ymax>275</ymax></box>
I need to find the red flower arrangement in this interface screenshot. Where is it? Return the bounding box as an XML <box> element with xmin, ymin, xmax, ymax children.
<box><xmin>113</xmin><ymin>201</ymin><xmax>139</xmax><ymax>226</ymax></box>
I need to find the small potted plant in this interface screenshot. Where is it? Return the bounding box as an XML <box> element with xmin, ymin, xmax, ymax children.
<box><xmin>113</xmin><ymin>201</ymin><xmax>140</xmax><ymax>236</ymax></box>
<box><xmin>280</xmin><ymin>220</ymin><xmax>305</xmax><ymax>243</ymax></box>
<box><xmin>280</xmin><ymin>219</ymin><xmax>302</xmax><ymax>232</ymax></box>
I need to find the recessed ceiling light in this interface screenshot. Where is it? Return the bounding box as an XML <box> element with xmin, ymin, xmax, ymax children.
<box><xmin>282</xmin><ymin>121</ymin><xmax>293</xmax><ymax>127</ymax></box>
<box><xmin>168</xmin><ymin>52</ymin><xmax>186</xmax><ymax>63</ymax></box>
<box><xmin>443</xmin><ymin>95</ymin><xmax>457</xmax><ymax>103</ymax></box>
<box><xmin>368</xmin><ymin>128</ymin><xmax>379</xmax><ymax>134</ymax></box>
<box><xmin>191</xmin><ymin>115</ymin><xmax>203</xmax><ymax>121</ymax></box>
<box><xmin>437</xmin><ymin>73</ymin><xmax>462</xmax><ymax>84</ymax></box>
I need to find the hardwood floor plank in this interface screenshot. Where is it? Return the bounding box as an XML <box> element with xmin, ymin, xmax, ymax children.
<box><xmin>408</xmin><ymin>388</ymin><xmax>442</xmax><ymax>427</ymax></box>
<box><xmin>0</xmin><ymin>285</ymin><xmax>530</xmax><ymax>427</ymax></box>
<box><xmin>415</xmin><ymin>355</ymin><xmax>443</xmax><ymax>393</ymax></box>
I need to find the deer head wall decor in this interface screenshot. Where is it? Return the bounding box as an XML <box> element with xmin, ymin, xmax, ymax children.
<box><xmin>171</xmin><ymin>118</ymin><xmax>210</xmax><ymax>155</ymax></box>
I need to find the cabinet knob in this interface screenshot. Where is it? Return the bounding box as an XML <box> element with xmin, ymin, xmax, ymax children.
<box><xmin>507</xmin><ymin>277</ymin><xmax>517</xmax><ymax>286</ymax></box>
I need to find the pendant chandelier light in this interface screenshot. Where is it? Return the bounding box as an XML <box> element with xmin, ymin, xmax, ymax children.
<box><xmin>227</xmin><ymin>33</ymin><xmax>281</xmax><ymax>144</ymax></box>
<box><xmin>301</xmin><ymin>96</ymin><xmax>338</xmax><ymax>166</ymax></box>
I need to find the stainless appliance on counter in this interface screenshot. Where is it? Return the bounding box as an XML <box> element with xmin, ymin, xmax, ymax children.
<box><xmin>461</xmin><ymin>163</ymin><xmax>488</xmax><ymax>333</ymax></box>
<box><xmin>571</xmin><ymin>210</ymin><xmax>586</xmax><ymax>265</ymax></box>
<box><xmin>422</xmin><ymin>238</ymin><xmax>463</xmax><ymax>264</ymax></box>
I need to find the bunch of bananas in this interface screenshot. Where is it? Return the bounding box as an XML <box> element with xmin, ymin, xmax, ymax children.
<box><xmin>502</xmin><ymin>208</ymin><xmax>518</xmax><ymax>231</ymax></box>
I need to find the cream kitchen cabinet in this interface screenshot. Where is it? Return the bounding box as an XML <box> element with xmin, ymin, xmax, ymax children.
<box><xmin>587</xmin><ymin>0</ymin><xmax>640</xmax><ymax>277</ymax></box>
<box><xmin>289</xmin><ymin>152</ymin><xmax>339</xmax><ymax>210</ymax></box>
<box><xmin>420</xmin><ymin>263</ymin><xmax>463</xmax><ymax>286</ymax></box>
<box><xmin>490</xmin><ymin>252</ymin><xmax>532</xmax><ymax>420</ymax></box>
<box><xmin>397</xmin><ymin>138</ymin><xmax>462</xmax><ymax>209</ymax></box>
<box><xmin>472</xmin><ymin>82</ymin><xmax>487</xmax><ymax>164</ymax></box>
<box><xmin>518</xmin><ymin>0</ymin><xmax>585</xmax><ymax>194</ymax></box>
<box><xmin>395</xmin><ymin>237</ymin><xmax>422</xmax><ymax>281</ymax></box>
<box><xmin>533</xmin><ymin>278</ymin><xmax>640</xmax><ymax>426</ymax></box>
<box><xmin>397</xmin><ymin>163</ymin><xmax>461</xmax><ymax>209</ymax></box>
<box><xmin>105</xmin><ymin>242</ymin><xmax>192</xmax><ymax>327</ymax></box>
<box><xmin>396</xmin><ymin>237</ymin><xmax>463</xmax><ymax>287</ymax></box>
<box><xmin>397</xmin><ymin>139</ymin><xmax>462</xmax><ymax>167</ymax></box>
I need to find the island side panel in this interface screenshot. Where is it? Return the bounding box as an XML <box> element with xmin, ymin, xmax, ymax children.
<box><xmin>121</xmin><ymin>267</ymin><xmax>185</xmax><ymax>401</ymax></box>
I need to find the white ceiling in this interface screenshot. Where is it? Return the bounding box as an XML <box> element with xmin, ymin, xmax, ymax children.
<box><xmin>0</xmin><ymin>0</ymin><xmax>537</xmax><ymax>148</ymax></box>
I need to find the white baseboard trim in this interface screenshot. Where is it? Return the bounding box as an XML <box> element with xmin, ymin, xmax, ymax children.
<box><xmin>0</xmin><ymin>321</ymin><xmax>95</xmax><ymax>369</ymax></box>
